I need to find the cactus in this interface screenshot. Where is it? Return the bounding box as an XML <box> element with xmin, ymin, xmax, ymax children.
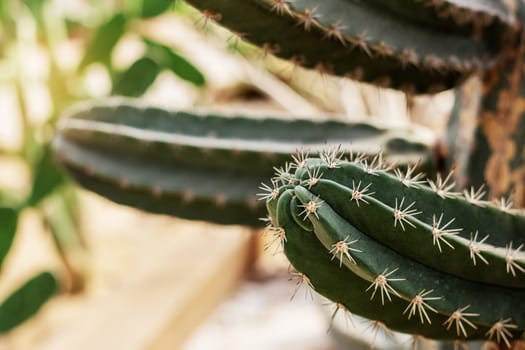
<box><xmin>53</xmin><ymin>99</ymin><xmax>434</xmax><ymax>227</ymax></box>
<box><xmin>265</xmin><ymin>153</ymin><xmax>525</xmax><ymax>346</ymax></box>
<box><xmin>183</xmin><ymin>0</ymin><xmax>513</xmax><ymax>94</ymax></box>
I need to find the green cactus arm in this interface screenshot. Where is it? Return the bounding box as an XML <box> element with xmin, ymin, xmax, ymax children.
<box><xmin>184</xmin><ymin>0</ymin><xmax>505</xmax><ymax>93</ymax></box>
<box><xmin>290</xmin><ymin>184</ymin><xmax>525</xmax><ymax>338</ymax></box>
<box><xmin>53</xmin><ymin>101</ymin><xmax>435</xmax><ymax>227</ymax></box>
<box><xmin>293</xmin><ymin>159</ymin><xmax>525</xmax><ymax>249</ymax></box>
<box><xmin>301</xmin><ymin>178</ymin><xmax>523</xmax><ymax>288</ymax></box>
<box><xmin>270</xmin><ymin>190</ymin><xmax>461</xmax><ymax>340</ymax></box>
<box><xmin>58</xmin><ymin>100</ymin><xmax>433</xmax><ymax>176</ymax></box>
<box><xmin>0</xmin><ymin>272</ymin><xmax>58</xmax><ymax>333</ymax></box>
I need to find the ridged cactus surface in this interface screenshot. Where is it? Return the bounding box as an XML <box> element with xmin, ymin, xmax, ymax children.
<box><xmin>265</xmin><ymin>151</ymin><xmax>525</xmax><ymax>345</ymax></box>
<box><xmin>53</xmin><ymin>100</ymin><xmax>434</xmax><ymax>227</ymax></box>
<box><xmin>184</xmin><ymin>0</ymin><xmax>514</xmax><ymax>93</ymax></box>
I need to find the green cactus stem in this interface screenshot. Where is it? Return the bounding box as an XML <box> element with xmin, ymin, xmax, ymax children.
<box><xmin>183</xmin><ymin>0</ymin><xmax>513</xmax><ymax>93</ymax></box>
<box><xmin>290</xmin><ymin>160</ymin><xmax>525</xmax><ymax>288</ymax></box>
<box><xmin>270</xmin><ymin>190</ymin><xmax>461</xmax><ymax>340</ymax></box>
<box><xmin>265</xmin><ymin>152</ymin><xmax>525</xmax><ymax>344</ymax></box>
<box><xmin>53</xmin><ymin>100</ymin><xmax>434</xmax><ymax>227</ymax></box>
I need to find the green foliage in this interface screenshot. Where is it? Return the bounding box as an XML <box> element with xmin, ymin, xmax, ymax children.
<box><xmin>124</xmin><ymin>0</ymin><xmax>174</xmax><ymax>18</ymax></box>
<box><xmin>144</xmin><ymin>38</ymin><xmax>206</xmax><ymax>86</ymax></box>
<box><xmin>112</xmin><ymin>56</ymin><xmax>161</xmax><ymax>97</ymax></box>
<box><xmin>28</xmin><ymin>147</ymin><xmax>68</xmax><ymax>207</ymax></box>
<box><xmin>0</xmin><ymin>272</ymin><xmax>58</xmax><ymax>333</ymax></box>
<box><xmin>79</xmin><ymin>13</ymin><xmax>128</xmax><ymax>70</ymax></box>
<box><xmin>0</xmin><ymin>207</ymin><xmax>19</xmax><ymax>270</ymax></box>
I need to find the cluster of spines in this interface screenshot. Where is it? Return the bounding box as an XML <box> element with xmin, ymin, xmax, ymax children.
<box><xmin>261</xmin><ymin>147</ymin><xmax>525</xmax><ymax>347</ymax></box>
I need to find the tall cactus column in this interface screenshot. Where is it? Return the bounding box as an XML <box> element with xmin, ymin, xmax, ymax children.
<box><xmin>458</xmin><ymin>4</ymin><xmax>525</xmax><ymax>205</ymax></box>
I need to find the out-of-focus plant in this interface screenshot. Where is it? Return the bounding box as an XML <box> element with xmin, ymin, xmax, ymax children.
<box><xmin>0</xmin><ymin>0</ymin><xmax>206</xmax><ymax>333</ymax></box>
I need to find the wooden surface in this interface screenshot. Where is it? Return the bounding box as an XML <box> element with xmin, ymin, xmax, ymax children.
<box><xmin>0</xmin><ymin>192</ymin><xmax>255</xmax><ymax>350</ymax></box>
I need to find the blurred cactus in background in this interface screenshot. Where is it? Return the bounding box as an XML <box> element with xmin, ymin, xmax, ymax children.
<box><xmin>49</xmin><ymin>0</ymin><xmax>525</xmax><ymax>349</ymax></box>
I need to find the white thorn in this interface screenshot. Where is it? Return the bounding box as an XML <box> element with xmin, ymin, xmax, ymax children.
<box><xmin>263</xmin><ymin>225</ymin><xmax>286</xmax><ymax>254</ymax></box>
<box><xmin>505</xmin><ymin>242</ymin><xmax>525</xmax><ymax>277</ymax></box>
<box><xmin>289</xmin><ymin>270</ymin><xmax>314</xmax><ymax>300</ymax></box>
<box><xmin>443</xmin><ymin>305</ymin><xmax>479</xmax><ymax>338</ymax></box>
<box><xmin>485</xmin><ymin>318</ymin><xmax>517</xmax><ymax>347</ymax></box>
<box><xmin>395</xmin><ymin>164</ymin><xmax>426</xmax><ymax>188</ymax></box>
<box><xmin>427</xmin><ymin>171</ymin><xmax>459</xmax><ymax>198</ymax></box>
<box><xmin>403</xmin><ymin>289</ymin><xmax>441</xmax><ymax>324</ymax></box>
<box><xmin>329</xmin><ymin>235</ymin><xmax>362</xmax><ymax>267</ymax></box>
<box><xmin>393</xmin><ymin>197</ymin><xmax>421</xmax><ymax>231</ymax></box>
<box><xmin>468</xmin><ymin>231</ymin><xmax>490</xmax><ymax>266</ymax></box>
<box><xmin>431</xmin><ymin>213</ymin><xmax>462</xmax><ymax>252</ymax></box>
<box><xmin>298</xmin><ymin>196</ymin><xmax>323</xmax><ymax>220</ymax></box>
<box><xmin>350</xmin><ymin>180</ymin><xmax>375</xmax><ymax>207</ymax></box>
<box><xmin>366</xmin><ymin>268</ymin><xmax>405</xmax><ymax>305</ymax></box>
<box><xmin>463</xmin><ymin>185</ymin><xmax>487</xmax><ymax>206</ymax></box>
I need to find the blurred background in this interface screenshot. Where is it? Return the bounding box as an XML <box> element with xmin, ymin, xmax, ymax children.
<box><xmin>0</xmin><ymin>1</ymin><xmax>456</xmax><ymax>349</ymax></box>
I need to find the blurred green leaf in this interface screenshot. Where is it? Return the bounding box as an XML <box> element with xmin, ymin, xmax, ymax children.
<box><xmin>112</xmin><ymin>56</ymin><xmax>160</xmax><ymax>97</ymax></box>
<box><xmin>123</xmin><ymin>0</ymin><xmax>173</xmax><ymax>18</ymax></box>
<box><xmin>0</xmin><ymin>272</ymin><xmax>58</xmax><ymax>333</ymax></box>
<box><xmin>28</xmin><ymin>147</ymin><xmax>67</xmax><ymax>207</ymax></box>
<box><xmin>43</xmin><ymin>191</ymin><xmax>85</xmax><ymax>294</ymax></box>
<box><xmin>43</xmin><ymin>189</ymin><xmax>82</xmax><ymax>257</ymax></box>
<box><xmin>79</xmin><ymin>13</ymin><xmax>127</xmax><ymax>70</ymax></box>
<box><xmin>141</xmin><ymin>0</ymin><xmax>173</xmax><ymax>18</ymax></box>
<box><xmin>144</xmin><ymin>38</ymin><xmax>206</xmax><ymax>87</ymax></box>
<box><xmin>24</xmin><ymin>0</ymin><xmax>47</xmax><ymax>27</ymax></box>
<box><xmin>0</xmin><ymin>207</ymin><xmax>18</xmax><ymax>269</ymax></box>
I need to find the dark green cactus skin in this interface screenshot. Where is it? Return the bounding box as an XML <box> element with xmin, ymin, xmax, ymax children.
<box><xmin>53</xmin><ymin>100</ymin><xmax>435</xmax><ymax>227</ymax></box>
<box><xmin>183</xmin><ymin>0</ymin><xmax>512</xmax><ymax>93</ymax></box>
<box><xmin>266</xmin><ymin>155</ymin><xmax>525</xmax><ymax>343</ymax></box>
<box><xmin>270</xmin><ymin>190</ymin><xmax>461</xmax><ymax>340</ymax></box>
<box><xmin>0</xmin><ymin>272</ymin><xmax>58</xmax><ymax>333</ymax></box>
